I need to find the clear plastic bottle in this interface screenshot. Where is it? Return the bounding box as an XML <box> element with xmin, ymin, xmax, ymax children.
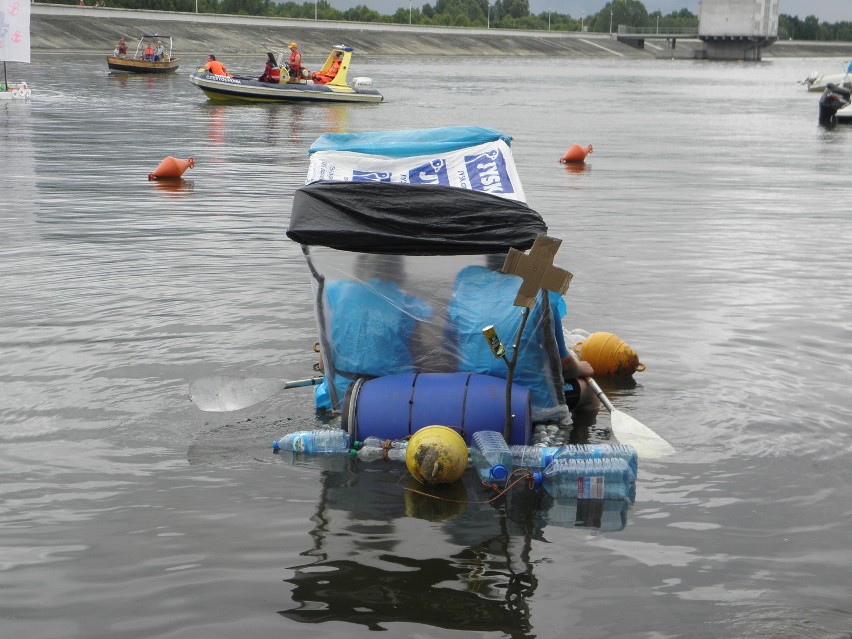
<box><xmin>352</xmin><ymin>445</ymin><xmax>407</xmax><ymax>462</ymax></box>
<box><xmin>509</xmin><ymin>445</ymin><xmax>560</xmax><ymax>470</ymax></box>
<box><xmin>355</xmin><ymin>436</ymin><xmax>408</xmax><ymax>450</ymax></box>
<box><xmin>471</xmin><ymin>430</ymin><xmax>514</xmax><ymax>484</ymax></box>
<box><xmin>272</xmin><ymin>429</ymin><xmax>351</xmax><ymax>453</ymax></box>
<box><xmin>533</xmin><ymin>457</ymin><xmax>631</xmax><ymax>500</ymax></box>
<box><xmin>553</xmin><ymin>444</ymin><xmax>639</xmax><ymax>481</ymax></box>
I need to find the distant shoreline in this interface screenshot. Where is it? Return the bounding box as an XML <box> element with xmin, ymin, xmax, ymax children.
<box><xmin>31</xmin><ymin>4</ymin><xmax>852</xmax><ymax>59</ymax></box>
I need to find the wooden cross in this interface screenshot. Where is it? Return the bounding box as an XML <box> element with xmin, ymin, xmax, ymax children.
<box><xmin>502</xmin><ymin>235</ymin><xmax>572</xmax><ymax>308</ymax></box>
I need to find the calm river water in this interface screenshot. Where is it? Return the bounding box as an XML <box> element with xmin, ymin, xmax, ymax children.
<box><xmin>2</xmin><ymin>51</ymin><xmax>851</xmax><ymax>639</ymax></box>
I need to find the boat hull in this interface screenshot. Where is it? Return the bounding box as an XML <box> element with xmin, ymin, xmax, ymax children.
<box><xmin>189</xmin><ymin>71</ymin><xmax>383</xmax><ymax>104</ymax></box>
<box><xmin>806</xmin><ymin>72</ymin><xmax>851</xmax><ymax>93</ymax></box>
<box><xmin>107</xmin><ymin>57</ymin><xmax>180</xmax><ymax>74</ymax></box>
<box><xmin>0</xmin><ymin>81</ymin><xmax>31</xmax><ymax>100</ymax></box>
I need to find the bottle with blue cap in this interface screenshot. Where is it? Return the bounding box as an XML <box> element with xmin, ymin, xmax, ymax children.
<box><xmin>509</xmin><ymin>445</ymin><xmax>560</xmax><ymax>470</ymax></box>
<box><xmin>272</xmin><ymin>429</ymin><xmax>350</xmax><ymax>454</ymax></box>
<box><xmin>533</xmin><ymin>457</ymin><xmax>632</xmax><ymax>500</ymax></box>
<box><xmin>471</xmin><ymin>430</ymin><xmax>514</xmax><ymax>485</ymax></box>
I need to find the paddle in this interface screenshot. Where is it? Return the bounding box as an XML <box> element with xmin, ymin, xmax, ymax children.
<box><xmin>570</xmin><ymin>352</ymin><xmax>675</xmax><ymax>459</ymax></box>
<box><xmin>189</xmin><ymin>375</ymin><xmax>322</xmax><ymax>412</ymax></box>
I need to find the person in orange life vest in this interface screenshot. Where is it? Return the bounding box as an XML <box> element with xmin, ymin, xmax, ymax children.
<box><xmin>287</xmin><ymin>42</ymin><xmax>303</xmax><ymax>80</ymax></box>
<box><xmin>144</xmin><ymin>42</ymin><xmax>155</xmax><ymax>61</ymax></box>
<box><xmin>312</xmin><ymin>52</ymin><xmax>342</xmax><ymax>84</ymax></box>
<box><xmin>205</xmin><ymin>54</ymin><xmax>229</xmax><ymax>76</ymax></box>
<box><xmin>258</xmin><ymin>52</ymin><xmax>281</xmax><ymax>83</ymax></box>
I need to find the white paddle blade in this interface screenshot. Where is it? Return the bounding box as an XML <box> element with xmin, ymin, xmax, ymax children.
<box><xmin>189</xmin><ymin>376</ymin><xmax>291</xmax><ymax>412</ymax></box>
<box><xmin>610</xmin><ymin>409</ymin><xmax>675</xmax><ymax>460</ymax></box>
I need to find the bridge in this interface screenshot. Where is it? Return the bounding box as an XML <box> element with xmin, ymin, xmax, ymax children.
<box><xmin>615</xmin><ymin>26</ymin><xmax>699</xmax><ymax>52</ymax></box>
<box><xmin>615</xmin><ymin>0</ymin><xmax>779</xmax><ymax>61</ymax></box>
<box><xmin>616</xmin><ymin>24</ymin><xmax>778</xmax><ymax>61</ymax></box>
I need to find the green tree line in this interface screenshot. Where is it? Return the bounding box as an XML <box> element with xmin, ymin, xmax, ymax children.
<box><xmin>57</xmin><ymin>0</ymin><xmax>852</xmax><ymax>41</ymax></box>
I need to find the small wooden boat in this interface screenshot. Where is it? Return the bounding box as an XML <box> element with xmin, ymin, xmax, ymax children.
<box><xmin>107</xmin><ymin>35</ymin><xmax>179</xmax><ymax>74</ymax></box>
<box><xmin>189</xmin><ymin>45</ymin><xmax>382</xmax><ymax>104</ymax></box>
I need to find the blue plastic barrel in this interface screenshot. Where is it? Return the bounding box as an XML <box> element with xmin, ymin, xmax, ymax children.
<box><xmin>344</xmin><ymin>372</ymin><xmax>531</xmax><ymax>445</ymax></box>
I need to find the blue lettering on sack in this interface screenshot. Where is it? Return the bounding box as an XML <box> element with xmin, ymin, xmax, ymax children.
<box><xmin>408</xmin><ymin>159</ymin><xmax>449</xmax><ymax>186</ymax></box>
<box><xmin>352</xmin><ymin>170</ymin><xmax>392</xmax><ymax>182</ymax></box>
<box><xmin>465</xmin><ymin>148</ymin><xmax>514</xmax><ymax>195</ymax></box>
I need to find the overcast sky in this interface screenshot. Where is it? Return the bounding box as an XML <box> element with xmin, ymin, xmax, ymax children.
<box><xmin>341</xmin><ymin>0</ymin><xmax>849</xmax><ymax>24</ymax></box>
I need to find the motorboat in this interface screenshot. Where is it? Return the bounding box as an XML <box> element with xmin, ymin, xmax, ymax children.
<box><xmin>188</xmin><ymin>45</ymin><xmax>382</xmax><ymax>104</ymax></box>
<box><xmin>801</xmin><ymin>60</ymin><xmax>851</xmax><ymax>93</ymax></box>
<box><xmin>819</xmin><ymin>83</ymin><xmax>852</xmax><ymax>126</ymax></box>
<box><xmin>107</xmin><ymin>35</ymin><xmax>179</xmax><ymax>74</ymax></box>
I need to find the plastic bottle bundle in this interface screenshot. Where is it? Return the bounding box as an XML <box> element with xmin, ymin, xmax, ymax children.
<box><xmin>553</xmin><ymin>443</ymin><xmax>638</xmax><ymax>481</ymax></box>
<box><xmin>352</xmin><ymin>436</ymin><xmax>408</xmax><ymax>462</ymax></box>
<box><xmin>509</xmin><ymin>445</ymin><xmax>560</xmax><ymax>470</ymax></box>
<box><xmin>272</xmin><ymin>428</ymin><xmax>351</xmax><ymax>453</ymax></box>
<box><xmin>542</xmin><ymin>498</ymin><xmax>629</xmax><ymax>533</ymax></box>
<box><xmin>534</xmin><ymin>457</ymin><xmax>632</xmax><ymax>500</ymax></box>
<box><xmin>471</xmin><ymin>430</ymin><xmax>514</xmax><ymax>485</ymax></box>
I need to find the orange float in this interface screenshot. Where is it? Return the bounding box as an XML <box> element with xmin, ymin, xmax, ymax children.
<box><xmin>148</xmin><ymin>156</ymin><xmax>195</xmax><ymax>181</ymax></box>
<box><xmin>559</xmin><ymin>144</ymin><xmax>593</xmax><ymax>164</ymax></box>
<box><xmin>574</xmin><ymin>332</ymin><xmax>645</xmax><ymax>377</ymax></box>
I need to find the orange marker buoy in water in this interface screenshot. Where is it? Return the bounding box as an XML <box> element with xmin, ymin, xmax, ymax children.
<box><xmin>559</xmin><ymin>144</ymin><xmax>593</xmax><ymax>164</ymax></box>
<box><xmin>148</xmin><ymin>156</ymin><xmax>195</xmax><ymax>181</ymax></box>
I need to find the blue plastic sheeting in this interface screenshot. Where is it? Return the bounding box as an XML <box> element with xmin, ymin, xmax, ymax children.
<box><xmin>308</xmin><ymin>126</ymin><xmax>513</xmax><ymax>158</ymax></box>
<box><xmin>447</xmin><ymin>265</ymin><xmax>565</xmax><ymax>416</ymax></box>
<box><xmin>314</xmin><ymin>277</ymin><xmax>433</xmax><ymax>410</ymax></box>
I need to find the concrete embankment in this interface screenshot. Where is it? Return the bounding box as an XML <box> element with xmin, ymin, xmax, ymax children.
<box><xmin>31</xmin><ymin>4</ymin><xmax>852</xmax><ymax>60</ymax></box>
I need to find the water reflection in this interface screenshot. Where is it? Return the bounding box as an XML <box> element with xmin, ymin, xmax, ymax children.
<box><xmin>276</xmin><ymin>457</ymin><xmax>630</xmax><ymax>633</ymax></box>
<box><xmin>151</xmin><ymin>178</ymin><xmax>195</xmax><ymax>195</ymax></box>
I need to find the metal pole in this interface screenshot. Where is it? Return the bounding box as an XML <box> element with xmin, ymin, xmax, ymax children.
<box><xmin>315</xmin><ymin>0</ymin><xmax>318</xmax><ymax>20</ymax></box>
<box><xmin>487</xmin><ymin>3</ymin><xmax>490</xmax><ymax>29</ymax></box>
<box><xmin>195</xmin><ymin>0</ymin><xmax>197</xmax><ymax>13</ymax></box>
<box><xmin>548</xmin><ymin>10</ymin><xmax>550</xmax><ymax>31</ymax></box>
<box><xmin>609</xmin><ymin>8</ymin><xmax>613</xmax><ymax>34</ymax></box>
<box><xmin>581</xmin><ymin>11</ymin><xmax>584</xmax><ymax>31</ymax></box>
<box><xmin>409</xmin><ymin>0</ymin><xmax>412</xmax><ymax>25</ymax></box>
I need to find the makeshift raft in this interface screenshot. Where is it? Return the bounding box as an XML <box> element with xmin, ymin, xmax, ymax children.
<box><xmin>286</xmin><ymin>126</ymin><xmax>576</xmax><ymax>446</ymax></box>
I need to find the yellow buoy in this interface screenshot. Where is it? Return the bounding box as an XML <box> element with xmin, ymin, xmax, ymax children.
<box><xmin>575</xmin><ymin>332</ymin><xmax>645</xmax><ymax>377</ymax></box>
<box><xmin>405</xmin><ymin>425</ymin><xmax>468</xmax><ymax>485</ymax></box>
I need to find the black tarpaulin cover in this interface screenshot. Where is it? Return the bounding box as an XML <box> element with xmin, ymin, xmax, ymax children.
<box><xmin>286</xmin><ymin>181</ymin><xmax>548</xmax><ymax>255</ymax></box>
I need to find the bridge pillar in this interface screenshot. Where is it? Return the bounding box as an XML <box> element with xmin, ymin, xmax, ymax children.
<box><xmin>700</xmin><ymin>36</ymin><xmax>776</xmax><ymax>61</ymax></box>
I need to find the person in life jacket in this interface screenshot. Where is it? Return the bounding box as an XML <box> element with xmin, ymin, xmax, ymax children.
<box><xmin>258</xmin><ymin>52</ymin><xmax>281</xmax><ymax>83</ymax></box>
<box><xmin>287</xmin><ymin>42</ymin><xmax>303</xmax><ymax>81</ymax></box>
<box><xmin>116</xmin><ymin>37</ymin><xmax>127</xmax><ymax>57</ymax></box>
<box><xmin>205</xmin><ymin>54</ymin><xmax>230</xmax><ymax>77</ymax></box>
<box><xmin>144</xmin><ymin>42</ymin><xmax>155</xmax><ymax>61</ymax></box>
<box><xmin>312</xmin><ymin>52</ymin><xmax>342</xmax><ymax>85</ymax></box>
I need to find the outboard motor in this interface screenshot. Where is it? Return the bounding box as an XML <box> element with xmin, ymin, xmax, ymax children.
<box><xmin>819</xmin><ymin>83</ymin><xmax>852</xmax><ymax>126</ymax></box>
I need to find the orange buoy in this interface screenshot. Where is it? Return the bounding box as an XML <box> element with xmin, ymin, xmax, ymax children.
<box><xmin>574</xmin><ymin>331</ymin><xmax>645</xmax><ymax>377</ymax></box>
<box><xmin>559</xmin><ymin>144</ymin><xmax>593</xmax><ymax>164</ymax></box>
<box><xmin>148</xmin><ymin>156</ymin><xmax>195</xmax><ymax>181</ymax></box>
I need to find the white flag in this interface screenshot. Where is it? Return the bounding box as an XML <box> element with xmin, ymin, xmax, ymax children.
<box><xmin>0</xmin><ymin>0</ymin><xmax>31</xmax><ymax>64</ymax></box>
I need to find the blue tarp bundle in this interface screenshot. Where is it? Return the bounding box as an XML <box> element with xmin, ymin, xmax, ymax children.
<box><xmin>308</xmin><ymin>126</ymin><xmax>513</xmax><ymax>157</ymax></box>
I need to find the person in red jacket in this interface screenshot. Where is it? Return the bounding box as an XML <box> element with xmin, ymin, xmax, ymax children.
<box><xmin>258</xmin><ymin>52</ymin><xmax>281</xmax><ymax>83</ymax></box>
<box><xmin>287</xmin><ymin>42</ymin><xmax>303</xmax><ymax>81</ymax></box>
<box><xmin>312</xmin><ymin>52</ymin><xmax>342</xmax><ymax>85</ymax></box>
<box><xmin>205</xmin><ymin>54</ymin><xmax>229</xmax><ymax>77</ymax></box>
